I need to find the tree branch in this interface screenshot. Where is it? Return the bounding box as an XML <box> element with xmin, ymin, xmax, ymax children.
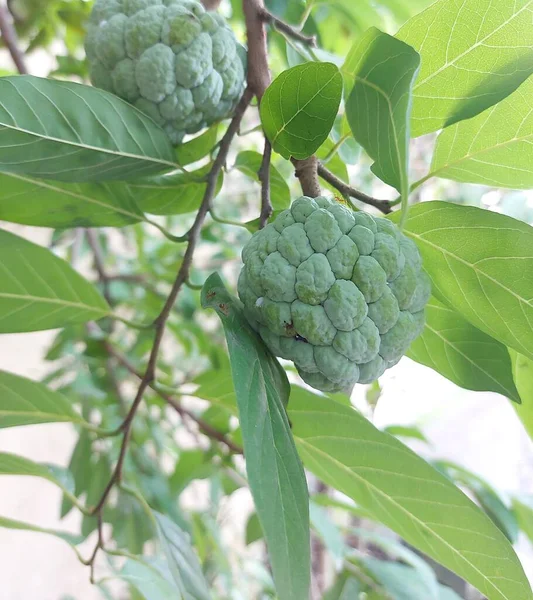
<box><xmin>258</xmin><ymin>138</ymin><xmax>272</xmax><ymax>227</ymax></box>
<box><xmin>86</xmin><ymin>229</ymin><xmax>113</xmax><ymax>306</ymax></box>
<box><xmin>0</xmin><ymin>2</ymin><xmax>27</xmax><ymax>74</ymax></box>
<box><xmin>292</xmin><ymin>156</ymin><xmax>321</xmax><ymax>198</ymax></box>
<box><xmin>258</xmin><ymin>7</ymin><xmax>317</xmax><ymax>46</ymax></box>
<box><xmin>317</xmin><ymin>162</ymin><xmax>392</xmax><ymax>214</ymax></box>
<box><xmin>87</xmin><ymin>88</ymin><xmax>252</xmax><ymax>568</ymax></box>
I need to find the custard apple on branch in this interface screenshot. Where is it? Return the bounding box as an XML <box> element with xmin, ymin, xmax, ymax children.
<box><xmin>85</xmin><ymin>0</ymin><xmax>246</xmax><ymax>145</ymax></box>
<box><xmin>238</xmin><ymin>196</ymin><xmax>431</xmax><ymax>393</ymax></box>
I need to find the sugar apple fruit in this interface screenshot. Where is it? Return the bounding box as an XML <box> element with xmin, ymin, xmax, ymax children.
<box><xmin>85</xmin><ymin>0</ymin><xmax>246</xmax><ymax>145</ymax></box>
<box><xmin>238</xmin><ymin>196</ymin><xmax>431</xmax><ymax>393</ymax></box>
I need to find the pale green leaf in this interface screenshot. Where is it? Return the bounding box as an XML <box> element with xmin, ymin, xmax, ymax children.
<box><xmin>0</xmin><ymin>229</ymin><xmax>109</xmax><ymax>332</ymax></box>
<box><xmin>512</xmin><ymin>497</ymin><xmax>533</xmax><ymax>544</ymax></box>
<box><xmin>0</xmin><ymin>172</ymin><xmax>144</xmax><ymax>228</ymax></box>
<box><xmin>0</xmin><ymin>369</ymin><xmax>88</xmax><ymax>429</ymax></box>
<box><xmin>323</xmin><ymin>572</ymin><xmax>361</xmax><ymax>600</ymax></box>
<box><xmin>0</xmin><ymin>514</ymin><xmax>83</xmax><ymax>547</ymax></box>
<box><xmin>260</xmin><ymin>62</ymin><xmax>343</xmax><ymax>160</ymax></box>
<box><xmin>408</xmin><ymin>297</ymin><xmax>520</xmax><ymax>401</ymax></box>
<box><xmin>201</xmin><ymin>273</ymin><xmax>310</xmax><ymax>600</ymax></box>
<box><xmin>427</xmin><ymin>77</ymin><xmax>533</xmax><ymax>188</ymax></box>
<box><xmin>0</xmin><ymin>76</ymin><xmax>176</xmax><ymax>182</ymax></box>
<box><xmin>344</xmin><ymin>28</ymin><xmax>419</xmax><ymax>213</ymax></box>
<box><xmin>288</xmin><ymin>387</ymin><xmax>533</xmax><ymax>600</ymax></box>
<box><xmin>121</xmin><ymin>558</ymin><xmax>179</xmax><ymax>600</ymax></box>
<box><xmin>394</xmin><ymin>202</ymin><xmax>533</xmax><ymax>362</ymax></box>
<box><xmin>509</xmin><ymin>349</ymin><xmax>533</xmax><ymax>441</ymax></box>
<box><xmin>397</xmin><ymin>0</ymin><xmax>533</xmax><ymax>137</ymax></box>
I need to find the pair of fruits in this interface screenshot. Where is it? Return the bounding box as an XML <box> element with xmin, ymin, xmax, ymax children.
<box><xmin>86</xmin><ymin>0</ymin><xmax>430</xmax><ymax>392</ymax></box>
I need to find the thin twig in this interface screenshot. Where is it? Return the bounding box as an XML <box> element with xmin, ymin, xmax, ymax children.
<box><xmin>259</xmin><ymin>7</ymin><xmax>317</xmax><ymax>46</ymax></box>
<box><xmin>0</xmin><ymin>2</ymin><xmax>27</xmax><ymax>74</ymax></box>
<box><xmin>258</xmin><ymin>138</ymin><xmax>272</xmax><ymax>228</ymax></box>
<box><xmin>88</xmin><ymin>90</ymin><xmax>252</xmax><ymax>565</ymax></box>
<box><xmin>317</xmin><ymin>162</ymin><xmax>392</xmax><ymax>214</ymax></box>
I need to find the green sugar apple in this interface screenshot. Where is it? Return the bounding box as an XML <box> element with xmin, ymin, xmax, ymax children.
<box><xmin>238</xmin><ymin>196</ymin><xmax>431</xmax><ymax>393</ymax></box>
<box><xmin>85</xmin><ymin>0</ymin><xmax>246</xmax><ymax>144</ymax></box>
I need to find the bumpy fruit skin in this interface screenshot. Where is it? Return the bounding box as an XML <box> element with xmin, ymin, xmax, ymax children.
<box><xmin>238</xmin><ymin>196</ymin><xmax>431</xmax><ymax>393</ymax></box>
<box><xmin>85</xmin><ymin>0</ymin><xmax>246</xmax><ymax>144</ymax></box>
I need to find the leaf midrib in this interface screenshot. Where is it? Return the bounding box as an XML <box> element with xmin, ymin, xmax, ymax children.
<box><xmin>0</xmin><ymin>292</ymin><xmax>108</xmax><ymax>313</ymax></box>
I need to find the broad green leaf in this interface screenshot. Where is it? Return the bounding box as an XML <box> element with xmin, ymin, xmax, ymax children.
<box><xmin>132</xmin><ymin>167</ymin><xmax>223</xmax><ymax>216</ymax></box>
<box><xmin>154</xmin><ymin>511</ymin><xmax>211</xmax><ymax>600</ymax></box>
<box><xmin>201</xmin><ymin>273</ymin><xmax>310</xmax><ymax>600</ymax></box>
<box><xmin>509</xmin><ymin>349</ymin><xmax>533</xmax><ymax>441</ymax></box>
<box><xmin>0</xmin><ymin>172</ymin><xmax>144</xmax><ymax>228</ymax></box>
<box><xmin>234</xmin><ymin>151</ymin><xmax>290</xmax><ymax>211</ymax></box>
<box><xmin>427</xmin><ymin>77</ymin><xmax>533</xmax><ymax>188</ymax></box>
<box><xmin>408</xmin><ymin>297</ymin><xmax>520</xmax><ymax>401</ymax></box>
<box><xmin>260</xmin><ymin>62</ymin><xmax>343</xmax><ymax>160</ymax></box>
<box><xmin>0</xmin><ymin>514</ymin><xmax>83</xmax><ymax>547</ymax></box>
<box><xmin>0</xmin><ymin>370</ymin><xmax>88</xmax><ymax>428</ymax></box>
<box><xmin>0</xmin><ymin>229</ymin><xmax>109</xmax><ymax>332</ymax></box>
<box><xmin>512</xmin><ymin>497</ymin><xmax>533</xmax><ymax>544</ymax></box>
<box><xmin>393</xmin><ymin>202</ymin><xmax>533</xmax><ymax>362</ymax></box>
<box><xmin>397</xmin><ymin>0</ymin><xmax>533</xmax><ymax>137</ymax></box>
<box><xmin>344</xmin><ymin>28</ymin><xmax>419</xmax><ymax>213</ymax></box>
<box><xmin>0</xmin><ymin>452</ymin><xmax>76</xmax><ymax>502</ymax></box>
<box><xmin>324</xmin><ymin>572</ymin><xmax>361</xmax><ymax>600</ymax></box>
<box><xmin>121</xmin><ymin>559</ymin><xmax>178</xmax><ymax>600</ymax></box>
<box><xmin>0</xmin><ymin>76</ymin><xmax>176</xmax><ymax>182</ymax></box>
<box><xmin>175</xmin><ymin>126</ymin><xmax>218</xmax><ymax>166</ymax></box>
<box><xmin>288</xmin><ymin>387</ymin><xmax>533</xmax><ymax>600</ymax></box>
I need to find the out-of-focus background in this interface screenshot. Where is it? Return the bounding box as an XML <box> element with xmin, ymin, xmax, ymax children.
<box><xmin>1</xmin><ymin>1</ymin><xmax>533</xmax><ymax>599</ymax></box>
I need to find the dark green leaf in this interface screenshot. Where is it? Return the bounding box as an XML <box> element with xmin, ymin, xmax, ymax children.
<box><xmin>234</xmin><ymin>151</ymin><xmax>291</xmax><ymax>211</ymax></box>
<box><xmin>61</xmin><ymin>429</ymin><xmax>92</xmax><ymax>518</ymax></box>
<box><xmin>509</xmin><ymin>349</ymin><xmax>533</xmax><ymax>440</ymax></box>
<box><xmin>288</xmin><ymin>387</ymin><xmax>533</xmax><ymax>600</ymax></box>
<box><xmin>0</xmin><ymin>173</ymin><xmax>144</xmax><ymax>228</ymax></box>
<box><xmin>154</xmin><ymin>511</ymin><xmax>211</xmax><ymax>600</ymax></box>
<box><xmin>394</xmin><ymin>202</ymin><xmax>533</xmax><ymax>363</ymax></box>
<box><xmin>0</xmin><ymin>76</ymin><xmax>176</xmax><ymax>182</ymax></box>
<box><xmin>245</xmin><ymin>513</ymin><xmax>263</xmax><ymax>545</ymax></box>
<box><xmin>201</xmin><ymin>273</ymin><xmax>310</xmax><ymax>600</ymax></box>
<box><xmin>397</xmin><ymin>0</ymin><xmax>533</xmax><ymax>137</ymax></box>
<box><xmin>0</xmin><ymin>370</ymin><xmax>88</xmax><ymax>429</ymax></box>
<box><xmin>345</xmin><ymin>28</ymin><xmax>420</xmax><ymax>203</ymax></box>
<box><xmin>260</xmin><ymin>62</ymin><xmax>343</xmax><ymax>159</ymax></box>
<box><xmin>408</xmin><ymin>297</ymin><xmax>520</xmax><ymax>401</ymax></box>
<box><xmin>82</xmin><ymin>456</ymin><xmax>111</xmax><ymax>538</ymax></box>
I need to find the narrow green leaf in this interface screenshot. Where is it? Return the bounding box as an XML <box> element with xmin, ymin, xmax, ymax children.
<box><xmin>0</xmin><ymin>452</ymin><xmax>76</xmax><ymax>502</ymax></box>
<box><xmin>154</xmin><ymin>511</ymin><xmax>211</xmax><ymax>600</ymax></box>
<box><xmin>0</xmin><ymin>173</ymin><xmax>144</xmax><ymax>228</ymax></box>
<box><xmin>427</xmin><ymin>77</ymin><xmax>533</xmax><ymax>188</ymax></box>
<box><xmin>0</xmin><ymin>229</ymin><xmax>109</xmax><ymax>332</ymax></box>
<box><xmin>408</xmin><ymin>297</ymin><xmax>520</xmax><ymax>401</ymax></box>
<box><xmin>175</xmin><ymin>126</ymin><xmax>218</xmax><ymax>167</ymax></box>
<box><xmin>132</xmin><ymin>166</ymin><xmax>223</xmax><ymax>216</ymax></box>
<box><xmin>512</xmin><ymin>497</ymin><xmax>533</xmax><ymax>544</ymax></box>
<box><xmin>234</xmin><ymin>151</ymin><xmax>291</xmax><ymax>211</ymax></box>
<box><xmin>288</xmin><ymin>387</ymin><xmax>533</xmax><ymax>600</ymax></box>
<box><xmin>344</xmin><ymin>28</ymin><xmax>419</xmax><ymax>217</ymax></box>
<box><xmin>509</xmin><ymin>349</ymin><xmax>533</xmax><ymax>441</ymax></box>
<box><xmin>120</xmin><ymin>558</ymin><xmax>178</xmax><ymax>600</ymax></box>
<box><xmin>0</xmin><ymin>514</ymin><xmax>83</xmax><ymax>547</ymax></box>
<box><xmin>397</xmin><ymin>0</ymin><xmax>533</xmax><ymax>137</ymax></box>
<box><xmin>0</xmin><ymin>76</ymin><xmax>176</xmax><ymax>182</ymax></box>
<box><xmin>201</xmin><ymin>273</ymin><xmax>310</xmax><ymax>600</ymax></box>
<box><xmin>393</xmin><ymin>202</ymin><xmax>533</xmax><ymax>362</ymax></box>
<box><xmin>260</xmin><ymin>62</ymin><xmax>343</xmax><ymax>160</ymax></box>
<box><xmin>0</xmin><ymin>370</ymin><xmax>88</xmax><ymax>429</ymax></box>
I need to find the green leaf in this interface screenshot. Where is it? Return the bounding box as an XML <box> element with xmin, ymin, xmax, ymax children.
<box><xmin>344</xmin><ymin>28</ymin><xmax>419</xmax><ymax>216</ymax></box>
<box><xmin>0</xmin><ymin>370</ymin><xmax>88</xmax><ymax>429</ymax></box>
<box><xmin>0</xmin><ymin>76</ymin><xmax>176</xmax><ymax>182</ymax></box>
<box><xmin>61</xmin><ymin>429</ymin><xmax>92</xmax><ymax>518</ymax></box>
<box><xmin>512</xmin><ymin>497</ymin><xmax>533</xmax><ymax>544</ymax></box>
<box><xmin>234</xmin><ymin>151</ymin><xmax>291</xmax><ymax>211</ymax></box>
<box><xmin>120</xmin><ymin>558</ymin><xmax>178</xmax><ymax>600</ymax></box>
<box><xmin>0</xmin><ymin>514</ymin><xmax>83</xmax><ymax>547</ymax></box>
<box><xmin>201</xmin><ymin>273</ymin><xmax>310</xmax><ymax>600</ymax></box>
<box><xmin>82</xmin><ymin>455</ymin><xmax>111</xmax><ymax>538</ymax></box>
<box><xmin>362</xmin><ymin>561</ymin><xmax>437</xmax><ymax>600</ymax></box>
<box><xmin>427</xmin><ymin>77</ymin><xmax>533</xmax><ymax>189</ymax></box>
<box><xmin>245</xmin><ymin>513</ymin><xmax>263</xmax><ymax>545</ymax></box>
<box><xmin>509</xmin><ymin>349</ymin><xmax>533</xmax><ymax>441</ymax></box>
<box><xmin>309</xmin><ymin>502</ymin><xmax>346</xmax><ymax>562</ymax></box>
<box><xmin>384</xmin><ymin>425</ymin><xmax>428</xmax><ymax>443</ymax></box>
<box><xmin>397</xmin><ymin>0</ymin><xmax>533</xmax><ymax>137</ymax></box>
<box><xmin>394</xmin><ymin>202</ymin><xmax>533</xmax><ymax>362</ymax></box>
<box><xmin>323</xmin><ymin>572</ymin><xmax>361</xmax><ymax>600</ymax></box>
<box><xmin>175</xmin><ymin>126</ymin><xmax>218</xmax><ymax>167</ymax></box>
<box><xmin>260</xmin><ymin>62</ymin><xmax>343</xmax><ymax>160</ymax></box>
<box><xmin>0</xmin><ymin>173</ymin><xmax>144</xmax><ymax>228</ymax></box>
<box><xmin>0</xmin><ymin>229</ymin><xmax>109</xmax><ymax>332</ymax></box>
<box><xmin>288</xmin><ymin>387</ymin><xmax>533</xmax><ymax>600</ymax></box>
<box><xmin>132</xmin><ymin>166</ymin><xmax>223</xmax><ymax>216</ymax></box>
<box><xmin>0</xmin><ymin>452</ymin><xmax>76</xmax><ymax>502</ymax></box>
<box><xmin>408</xmin><ymin>297</ymin><xmax>520</xmax><ymax>401</ymax></box>
<box><xmin>154</xmin><ymin>511</ymin><xmax>211</xmax><ymax>600</ymax></box>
